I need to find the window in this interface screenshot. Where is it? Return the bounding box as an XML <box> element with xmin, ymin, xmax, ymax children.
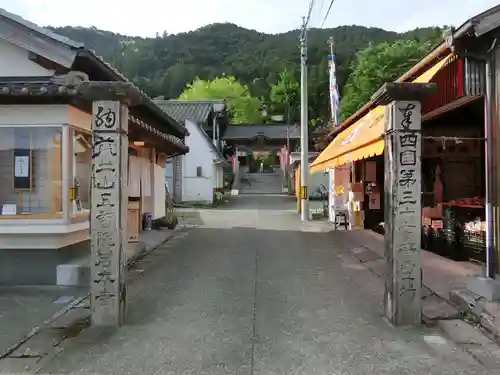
<box><xmin>196</xmin><ymin>166</ymin><xmax>203</xmax><ymax>177</ymax></box>
<box><xmin>73</xmin><ymin>129</ymin><xmax>92</xmax><ymax>211</ymax></box>
<box><xmin>0</xmin><ymin>126</ymin><xmax>63</xmax><ymax>215</ymax></box>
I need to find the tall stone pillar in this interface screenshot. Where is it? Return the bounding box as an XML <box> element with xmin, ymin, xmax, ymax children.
<box><xmin>373</xmin><ymin>83</ymin><xmax>435</xmax><ymax>326</ymax></box>
<box><xmin>90</xmin><ymin>100</ymin><xmax>128</xmax><ymax>326</ymax></box>
<box><xmin>384</xmin><ymin>100</ymin><xmax>423</xmax><ymax>325</ymax></box>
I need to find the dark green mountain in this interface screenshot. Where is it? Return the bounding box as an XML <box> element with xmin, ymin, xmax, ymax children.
<box><xmin>48</xmin><ymin>24</ymin><xmax>443</xmax><ymax>119</ymax></box>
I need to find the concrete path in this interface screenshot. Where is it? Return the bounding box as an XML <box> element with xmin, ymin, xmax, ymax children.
<box><xmin>240</xmin><ymin>172</ymin><xmax>283</xmax><ymax>195</ymax></box>
<box><xmin>36</xmin><ymin>195</ymin><xmax>491</xmax><ymax>375</ymax></box>
<box><xmin>0</xmin><ymin>285</ymin><xmax>87</xmax><ymax>356</ymax></box>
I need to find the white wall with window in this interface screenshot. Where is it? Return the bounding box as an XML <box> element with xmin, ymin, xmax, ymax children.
<box><xmin>0</xmin><ymin>105</ymin><xmax>91</xmax><ymax>249</ymax></box>
<box><xmin>0</xmin><ymin>126</ymin><xmax>63</xmax><ymax>216</ymax></box>
<box><xmin>0</xmin><ymin>104</ymin><xmax>171</xmax><ymax>249</ymax></box>
<box><xmin>182</xmin><ymin>120</ymin><xmax>217</xmax><ymax>203</ymax></box>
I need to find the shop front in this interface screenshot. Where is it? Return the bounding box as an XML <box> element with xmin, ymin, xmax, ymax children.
<box><xmin>311</xmin><ymin>29</ymin><xmax>497</xmax><ymax>276</ymax></box>
<box><xmin>311</xmin><ymin>53</ymin><xmax>451</xmax><ymax>232</ymax></box>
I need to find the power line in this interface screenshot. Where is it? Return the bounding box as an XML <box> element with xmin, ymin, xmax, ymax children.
<box><xmin>317</xmin><ymin>0</ymin><xmax>326</xmax><ymax>17</ymax></box>
<box><xmin>305</xmin><ymin>0</ymin><xmax>316</xmax><ymax>29</ymax></box>
<box><xmin>320</xmin><ymin>0</ymin><xmax>337</xmax><ymax>28</ymax></box>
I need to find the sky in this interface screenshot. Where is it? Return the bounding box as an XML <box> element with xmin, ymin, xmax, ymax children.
<box><xmin>0</xmin><ymin>0</ymin><xmax>499</xmax><ymax>37</ymax></box>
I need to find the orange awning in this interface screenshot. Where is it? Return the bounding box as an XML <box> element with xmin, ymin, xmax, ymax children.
<box><xmin>310</xmin><ymin>53</ymin><xmax>454</xmax><ymax>173</ymax></box>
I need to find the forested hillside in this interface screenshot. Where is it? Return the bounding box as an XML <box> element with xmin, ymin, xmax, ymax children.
<box><xmin>49</xmin><ymin>23</ymin><xmax>443</xmax><ymax>100</ymax></box>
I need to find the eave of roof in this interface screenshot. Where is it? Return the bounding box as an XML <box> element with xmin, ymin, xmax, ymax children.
<box><xmin>156</xmin><ymin>100</ymin><xmax>219</xmax><ymax>126</ymax></box>
<box><xmin>328</xmin><ymin>4</ymin><xmax>500</xmax><ymax>139</ymax></box>
<box><xmin>76</xmin><ymin>50</ymin><xmax>188</xmax><ymax>138</ymax></box>
<box><xmin>0</xmin><ymin>8</ymin><xmax>188</xmax><ymax>138</ymax></box>
<box><xmin>167</xmin><ymin>99</ymin><xmax>225</xmax><ymax>105</ymax></box>
<box><xmin>222</xmin><ymin>124</ymin><xmax>300</xmax><ymax>140</ymax></box>
<box><xmin>200</xmin><ymin>128</ymin><xmax>229</xmax><ymax>166</ymax></box>
<box><xmin>0</xmin><ymin>79</ymin><xmax>189</xmax><ymax>154</ymax></box>
<box><xmin>0</xmin><ymin>8</ymin><xmax>83</xmax><ymax>48</ymax></box>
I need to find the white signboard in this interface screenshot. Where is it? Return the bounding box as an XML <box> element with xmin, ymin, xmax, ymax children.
<box><xmin>1</xmin><ymin>204</ymin><xmax>17</xmax><ymax>215</ymax></box>
<box><xmin>14</xmin><ymin>156</ymin><xmax>29</xmax><ymax>177</ymax></box>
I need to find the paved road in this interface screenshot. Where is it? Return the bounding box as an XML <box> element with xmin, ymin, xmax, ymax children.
<box><xmin>40</xmin><ymin>195</ymin><xmax>489</xmax><ymax>375</ymax></box>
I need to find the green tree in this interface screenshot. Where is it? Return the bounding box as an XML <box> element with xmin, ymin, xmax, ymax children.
<box><xmin>50</xmin><ymin>24</ymin><xmax>443</xmax><ymax>102</ymax></box>
<box><xmin>179</xmin><ymin>76</ymin><xmax>263</xmax><ymax>124</ymax></box>
<box><xmin>339</xmin><ymin>38</ymin><xmax>436</xmax><ymax>120</ymax></box>
<box><xmin>269</xmin><ymin>69</ymin><xmax>300</xmax><ymax>124</ymax></box>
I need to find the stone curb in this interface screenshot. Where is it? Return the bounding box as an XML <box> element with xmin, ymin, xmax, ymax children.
<box><xmin>450</xmin><ymin>288</ymin><xmax>500</xmax><ymax>341</ymax></box>
<box><xmin>346</xmin><ymin>245</ymin><xmax>460</xmax><ymax>322</ymax></box>
<box><xmin>343</xmin><ymin>241</ymin><xmax>500</xmax><ymax>368</ymax></box>
<box><xmin>342</xmin><ymin>235</ymin><xmax>500</xmax><ymax>355</ymax></box>
<box><xmin>125</xmin><ymin>229</ymin><xmax>178</xmax><ymax>267</ymax></box>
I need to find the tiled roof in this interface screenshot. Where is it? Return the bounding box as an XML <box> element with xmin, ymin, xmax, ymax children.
<box><xmin>77</xmin><ymin>51</ymin><xmax>188</xmax><ymax>137</ymax></box>
<box><xmin>222</xmin><ymin>124</ymin><xmax>300</xmax><ymax>140</ymax></box>
<box><xmin>155</xmin><ymin>100</ymin><xmax>225</xmax><ymax>125</ymax></box>
<box><xmin>198</xmin><ymin>126</ymin><xmax>229</xmax><ymax>166</ymax></box>
<box><xmin>157</xmin><ymin>100</ymin><xmax>229</xmax><ymax>165</ymax></box>
<box><xmin>0</xmin><ymin>8</ymin><xmax>187</xmax><ymax>138</ymax></box>
<box><xmin>0</xmin><ymin>8</ymin><xmax>83</xmax><ymax>48</ymax></box>
<box><xmin>0</xmin><ymin>79</ymin><xmax>189</xmax><ymax>154</ymax></box>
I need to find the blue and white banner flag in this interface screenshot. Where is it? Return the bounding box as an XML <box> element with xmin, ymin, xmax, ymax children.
<box><xmin>328</xmin><ymin>54</ymin><xmax>340</xmax><ymax>126</ymax></box>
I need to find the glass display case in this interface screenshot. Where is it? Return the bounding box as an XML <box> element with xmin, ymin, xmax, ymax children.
<box><xmin>0</xmin><ymin>125</ymin><xmax>63</xmax><ymax>218</ymax></box>
<box><xmin>0</xmin><ymin>125</ymin><xmax>93</xmax><ymax>224</ymax></box>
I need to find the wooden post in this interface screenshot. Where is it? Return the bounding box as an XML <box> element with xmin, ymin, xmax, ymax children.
<box><xmin>90</xmin><ymin>100</ymin><xmax>128</xmax><ymax>326</ymax></box>
<box><xmin>371</xmin><ymin>82</ymin><xmax>436</xmax><ymax>326</ymax></box>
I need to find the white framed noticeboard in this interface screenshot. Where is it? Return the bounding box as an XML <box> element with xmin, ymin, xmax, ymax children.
<box><xmin>14</xmin><ymin>156</ymin><xmax>30</xmax><ymax>178</ymax></box>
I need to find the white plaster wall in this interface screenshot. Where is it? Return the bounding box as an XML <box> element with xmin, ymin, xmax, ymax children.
<box><xmin>165</xmin><ymin>159</ymin><xmax>174</xmax><ymax>196</ymax></box>
<box><xmin>0</xmin><ymin>38</ymin><xmax>55</xmax><ymax>77</ymax></box>
<box><xmin>218</xmin><ymin>165</ymin><xmax>224</xmax><ymax>188</ymax></box>
<box><xmin>212</xmin><ymin>163</ymin><xmax>224</xmax><ymax>189</ymax></box>
<box><xmin>182</xmin><ymin>120</ymin><xmax>214</xmax><ymax>203</ymax></box>
<box><xmin>0</xmin><ymin>104</ymin><xmax>69</xmax><ymax>126</ymax></box>
<box><xmin>153</xmin><ymin>163</ymin><xmax>166</xmax><ymax>219</ymax></box>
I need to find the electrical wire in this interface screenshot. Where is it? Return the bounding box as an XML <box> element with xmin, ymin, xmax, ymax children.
<box><xmin>317</xmin><ymin>0</ymin><xmax>326</xmax><ymax>17</ymax></box>
<box><xmin>305</xmin><ymin>0</ymin><xmax>316</xmax><ymax>29</ymax></box>
<box><xmin>311</xmin><ymin>0</ymin><xmax>326</xmax><ymax>29</ymax></box>
<box><xmin>320</xmin><ymin>0</ymin><xmax>337</xmax><ymax>28</ymax></box>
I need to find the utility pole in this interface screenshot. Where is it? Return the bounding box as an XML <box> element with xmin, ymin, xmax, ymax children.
<box><xmin>300</xmin><ymin>17</ymin><xmax>310</xmax><ymax>221</ymax></box>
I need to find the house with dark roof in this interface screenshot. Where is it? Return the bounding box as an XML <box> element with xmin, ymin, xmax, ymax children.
<box><xmin>156</xmin><ymin>99</ymin><xmax>227</xmax><ymax>137</ymax></box>
<box><xmin>0</xmin><ymin>9</ymin><xmax>189</xmax><ymax>285</ymax></box>
<box><xmin>155</xmin><ymin>99</ymin><xmax>230</xmax><ymax>203</ymax></box>
<box><xmin>222</xmin><ymin>124</ymin><xmax>300</xmax><ymax>143</ymax></box>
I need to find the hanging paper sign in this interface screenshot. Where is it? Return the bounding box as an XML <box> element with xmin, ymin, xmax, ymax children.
<box><xmin>13</xmin><ymin>149</ymin><xmax>32</xmax><ymax>190</ymax></box>
<box><xmin>14</xmin><ymin>156</ymin><xmax>29</xmax><ymax>177</ymax></box>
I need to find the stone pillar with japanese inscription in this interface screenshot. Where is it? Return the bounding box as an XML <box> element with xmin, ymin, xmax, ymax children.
<box><xmin>384</xmin><ymin>100</ymin><xmax>422</xmax><ymax>326</ymax></box>
<box><xmin>372</xmin><ymin>83</ymin><xmax>435</xmax><ymax>326</ymax></box>
<box><xmin>370</xmin><ymin>82</ymin><xmax>435</xmax><ymax>326</ymax></box>
<box><xmin>90</xmin><ymin>100</ymin><xmax>128</xmax><ymax>327</ymax></box>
